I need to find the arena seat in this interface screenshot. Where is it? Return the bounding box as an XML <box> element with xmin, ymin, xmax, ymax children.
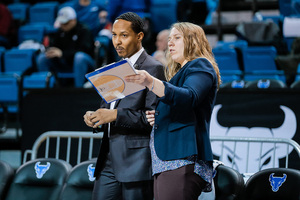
<box><xmin>59</xmin><ymin>159</ymin><xmax>97</xmax><ymax>200</ymax></box>
<box><xmin>4</xmin><ymin>158</ymin><xmax>71</xmax><ymax>200</ymax></box>
<box><xmin>150</xmin><ymin>0</ymin><xmax>177</xmax><ymax>33</ymax></box>
<box><xmin>29</xmin><ymin>2</ymin><xmax>59</xmax><ymax>25</ymax></box>
<box><xmin>0</xmin><ymin>49</ymin><xmax>37</xmax><ymax>115</ymax></box>
<box><xmin>18</xmin><ymin>24</ymin><xmax>46</xmax><ymax>44</ymax></box>
<box><xmin>220</xmin><ymin>80</ymin><xmax>246</xmax><ymax>89</ymax></box>
<box><xmin>23</xmin><ymin>72</ymin><xmax>55</xmax><ymax>89</ymax></box>
<box><xmin>245</xmin><ymin>79</ymin><xmax>287</xmax><ymax>89</ymax></box>
<box><xmin>7</xmin><ymin>3</ymin><xmax>30</xmax><ymax>24</ymax></box>
<box><xmin>0</xmin><ymin>160</ymin><xmax>14</xmax><ymax>200</ymax></box>
<box><xmin>242</xmin><ymin>46</ymin><xmax>286</xmax><ymax>82</ymax></box>
<box><xmin>213</xmin><ymin>165</ymin><xmax>245</xmax><ymax>200</ymax></box>
<box><xmin>243</xmin><ymin>168</ymin><xmax>300</xmax><ymax>200</ymax></box>
<box><xmin>212</xmin><ymin>48</ymin><xmax>243</xmax><ymax>83</ymax></box>
<box><xmin>278</xmin><ymin>0</ymin><xmax>293</xmax><ymax>16</ymax></box>
<box><xmin>3</xmin><ymin>49</ymin><xmax>36</xmax><ymax>74</ymax></box>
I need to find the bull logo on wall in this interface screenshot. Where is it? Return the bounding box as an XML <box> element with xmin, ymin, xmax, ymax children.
<box><xmin>210</xmin><ymin>104</ymin><xmax>297</xmax><ymax>173</ymax></box>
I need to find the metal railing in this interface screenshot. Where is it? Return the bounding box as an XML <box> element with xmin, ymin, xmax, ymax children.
<box><xmin>210</xmin><ymin>136</ymin><xmax>300</xmax><ymax>173</ymax></box>
<box><xmin>23</xmin><ymin>131</ymin><xmax>300</xmax><ymax>172</ymax></box>
<box><xmin>23</xmin><ymin>131</ymin><xmax>103</xmax><ymax>165</ymax></box>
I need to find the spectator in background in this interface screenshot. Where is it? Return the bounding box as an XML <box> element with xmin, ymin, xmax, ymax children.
<box><xmin>152</xmin><ymin>29</ymin><xmax>170</xmax><ymax>66</ymax></box>
<box><xmin>72</xmin><ymin>0</ymin><xmax>108</xmax><ymax>37</ymax></box>
<box><xmin>0</xmin><ymin>2</ymin><xmax>16</xmax><ymax>48</ymax></box>
<box><xmin>36</xmin><ymin>6</ymin><xmax>95</xmax><ymax>88</ymax></box>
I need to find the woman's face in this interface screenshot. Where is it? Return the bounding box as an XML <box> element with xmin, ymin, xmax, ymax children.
<box><xmin>168</xmin><ymin>27</ymin><xmax>187</xmax><ymax>67</ymax></box>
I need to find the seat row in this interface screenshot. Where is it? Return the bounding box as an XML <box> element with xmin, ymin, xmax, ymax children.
<box><xmin>1</xmin><ymin>158</ymin><xmax>299</xmax><ymax>200</ymax></box>
<box><xmin>212</xmin><ymin>41</ymin><xmax>300</xmax><ymax>88</ymax></box>
<box><xmin>0</xmin><ymin>158</ymin><xmax>95</xmax><ymax>200</ymax></box>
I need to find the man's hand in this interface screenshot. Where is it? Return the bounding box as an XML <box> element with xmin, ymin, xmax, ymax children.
<box><xmin>83</xmin><ymin>109</ymin><xmax>117</xmax><ymax>128</ymax></box>
<box><xmin>83</xmin><ymin>111</ymin><xmax>95</xmax><ymax>128</ymax></box>
<box><xmin>91</xmin><ymin>108</ymin><xmax>117</xmax><ymax>128</ymax></box>
<box><xmin>45</xmin><ymin>47</ymin><xmax>63</xmax><ymax>58</ymax></box>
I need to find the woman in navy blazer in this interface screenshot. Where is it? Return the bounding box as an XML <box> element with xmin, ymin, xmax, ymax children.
<box><xmin>125</xmin><ymin>22</ymin><xmax>221</xmax><ymax>199</ymax></box>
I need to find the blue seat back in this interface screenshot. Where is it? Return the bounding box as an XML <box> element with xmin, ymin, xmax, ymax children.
<box><xmin>0</xmin><ymin>75</ymin><xmax>19</xmax><ymax>103</ymax></box>
<box><xmin>242</xmin><ymin>46</ymin><xmax>277</xmax><ymax>72</ymax></box>
<box><xmin>278</xmin><ymin>0</ymin><xmax>293</xmax><ymax>16</ymax></box>
<box><xmin>150</xmin><ymin>0</ymin><xmax>177</xmax><ymax>33</ymax></box>
<box><xmin>4</xmin><ymin>49</ymin><xmax>36</xmax><ymax>74</ymax></box>
<box><xmin>29</xmin><ymin>2</ymin><xmax>59</xmax><ymax>25</ymax></box>
<box><xmin>213</xmin><ymin>48</ymin><xmax>241</xmax><ymax>71</ymax></box>
<box><xmin>7</xmin><ymin>3</ymin><xmax>30</xmax><ymax>22</ymax></box>
<box><xmin>213</xmin><ymin>48</ymin><xmax>243</xmax><ymax>83</ymax></box>
<box><xmin>18</xmin><ymin>24</ymin><xmax>46</xmax><ymax>43</ymax></box>
<box><xmin>23</xmin><ymin>72</ymin><xmax>55</xmax><ymax>89</ymax></box>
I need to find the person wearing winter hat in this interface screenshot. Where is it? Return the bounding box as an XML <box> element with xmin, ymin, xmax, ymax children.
<box><xmin>36</xmin><ymin>6</ymin><xmax>95</xmax><ymax>87</ymax></box>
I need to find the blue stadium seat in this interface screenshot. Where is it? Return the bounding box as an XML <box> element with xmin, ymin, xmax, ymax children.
<box><xmin>1</xmin><ymin>49</ymin><xmax>36</xmax><ymax>115</ymax></box>
<box><xmin>242</xmin><ymin>46</ymin><xmax>286</xmax><ymax>82</ymax></box>
<box><xmin>213</xmin><ymin>48</ymin><xmax>243</xmax><ymax>83</ymax></box>
<box><xmin>23</xmin><ymin>72</ymin><xmax>56</xmax><ymax>89</ymax></box>
<box><xmin>3</xmin><ymin>49</ymin><xmax>36</xmax><ymax>74</ymax></box>
<box><xmin>150</xmin><ymin>0</ymin><xmax>177</xmax><ymax>33</ymax></box>
<box><xmin>214</xmin><ymin>40</ymin><xmax>248</xmax><ymax>50</ymax></box>
<box><xmin>7</xmin><ymin>3</ymin><xmax>30</xmax><ymax>23</ymax></box>
<box><xmin>278</xmin><ymin>0</ymin><xmax>293</xmax><ymax>16</ymax></box>
<box><xmin>5</xmin><ymin>158</ymin><xmax>72</xmax><ymax>200</ymax></box>
<box><xmin>59</xmin><ymin>159</ymin><xmax>96</xmax><ymax>200</ymax></box>
<box><xmin>29</xmin><ymin>2</ymin><xmax>59</xmax><ymax>25</ymax></box>
<box><xmin>0</xmin><ymin>74</ymin><xmax>20</xmax><ymax>115</ymax></box>
<box><xmin>18</xmin><ymin>24</ymin><xmax>46</xmax><ymax>44</ymax></box>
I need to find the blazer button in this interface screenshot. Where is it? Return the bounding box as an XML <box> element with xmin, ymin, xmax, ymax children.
<box><xmin>155</xmin><ymin>110</ymin><xmax>159</xmax><ymax>116</ymax></box>
<box><xmin>154</xmin><ymin>124</ymin><xmax>158</xmax><ymax>129</ymax></box>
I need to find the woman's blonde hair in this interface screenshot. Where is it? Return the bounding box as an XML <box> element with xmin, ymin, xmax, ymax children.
<box><xmin>165</xmin><ymin>22</ymin><xmax>221</xmax><ymax>88</ymax></box>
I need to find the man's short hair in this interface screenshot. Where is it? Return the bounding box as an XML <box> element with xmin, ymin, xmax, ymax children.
<box><xmin>116</xmin><ymin>12</ymin><xmax>144</xmax><ymax>34</ymax></box>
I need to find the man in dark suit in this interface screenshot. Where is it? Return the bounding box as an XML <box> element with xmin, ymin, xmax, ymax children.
<box><xmin>83</xmin><ymin>12</ymin><xmax>165</xmax><ymax>200</ymax></box>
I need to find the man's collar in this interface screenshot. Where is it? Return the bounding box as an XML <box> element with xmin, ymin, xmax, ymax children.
<box><xmin>127</xmin><ymin>47</ymin><xmax>144</xmax><ymax>66</ymax></box>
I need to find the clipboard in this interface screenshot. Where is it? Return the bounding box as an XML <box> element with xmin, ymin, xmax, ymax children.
<box><xmin>85</xmin><ymin>59</ymin><xmax>145</xmax><ymax>103</ymax></box>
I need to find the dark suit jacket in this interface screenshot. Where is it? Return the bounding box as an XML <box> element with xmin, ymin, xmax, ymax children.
<box><xmin>153</xmin><ymin>58</ymin><xmax>217</xmax><ymax>162</ymax></box>
<box><xmin>94</xmin><ymin>50</ymin><xmax>165</xmax><ymax>182</ymax></box>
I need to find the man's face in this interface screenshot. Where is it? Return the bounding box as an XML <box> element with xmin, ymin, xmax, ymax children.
<box><xmin>60</xmin><ymin>19</ymin><xmax>77</xmax><ymax>32</ymax></box>
<box><xmin>112</xmin><ymin>19</ymin><xmax>143</xmax><ymax>58</ymax></box>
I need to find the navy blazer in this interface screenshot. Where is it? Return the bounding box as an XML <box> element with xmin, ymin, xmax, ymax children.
<box><xmin>94</xmin><ymin>51</ymin><xmax>166</xmax><ymax>182</ymax></box>
<box><xmin>153</xmin><ymin>58</ymin><xmax>217</xmax><ymax>161</ymax></box>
